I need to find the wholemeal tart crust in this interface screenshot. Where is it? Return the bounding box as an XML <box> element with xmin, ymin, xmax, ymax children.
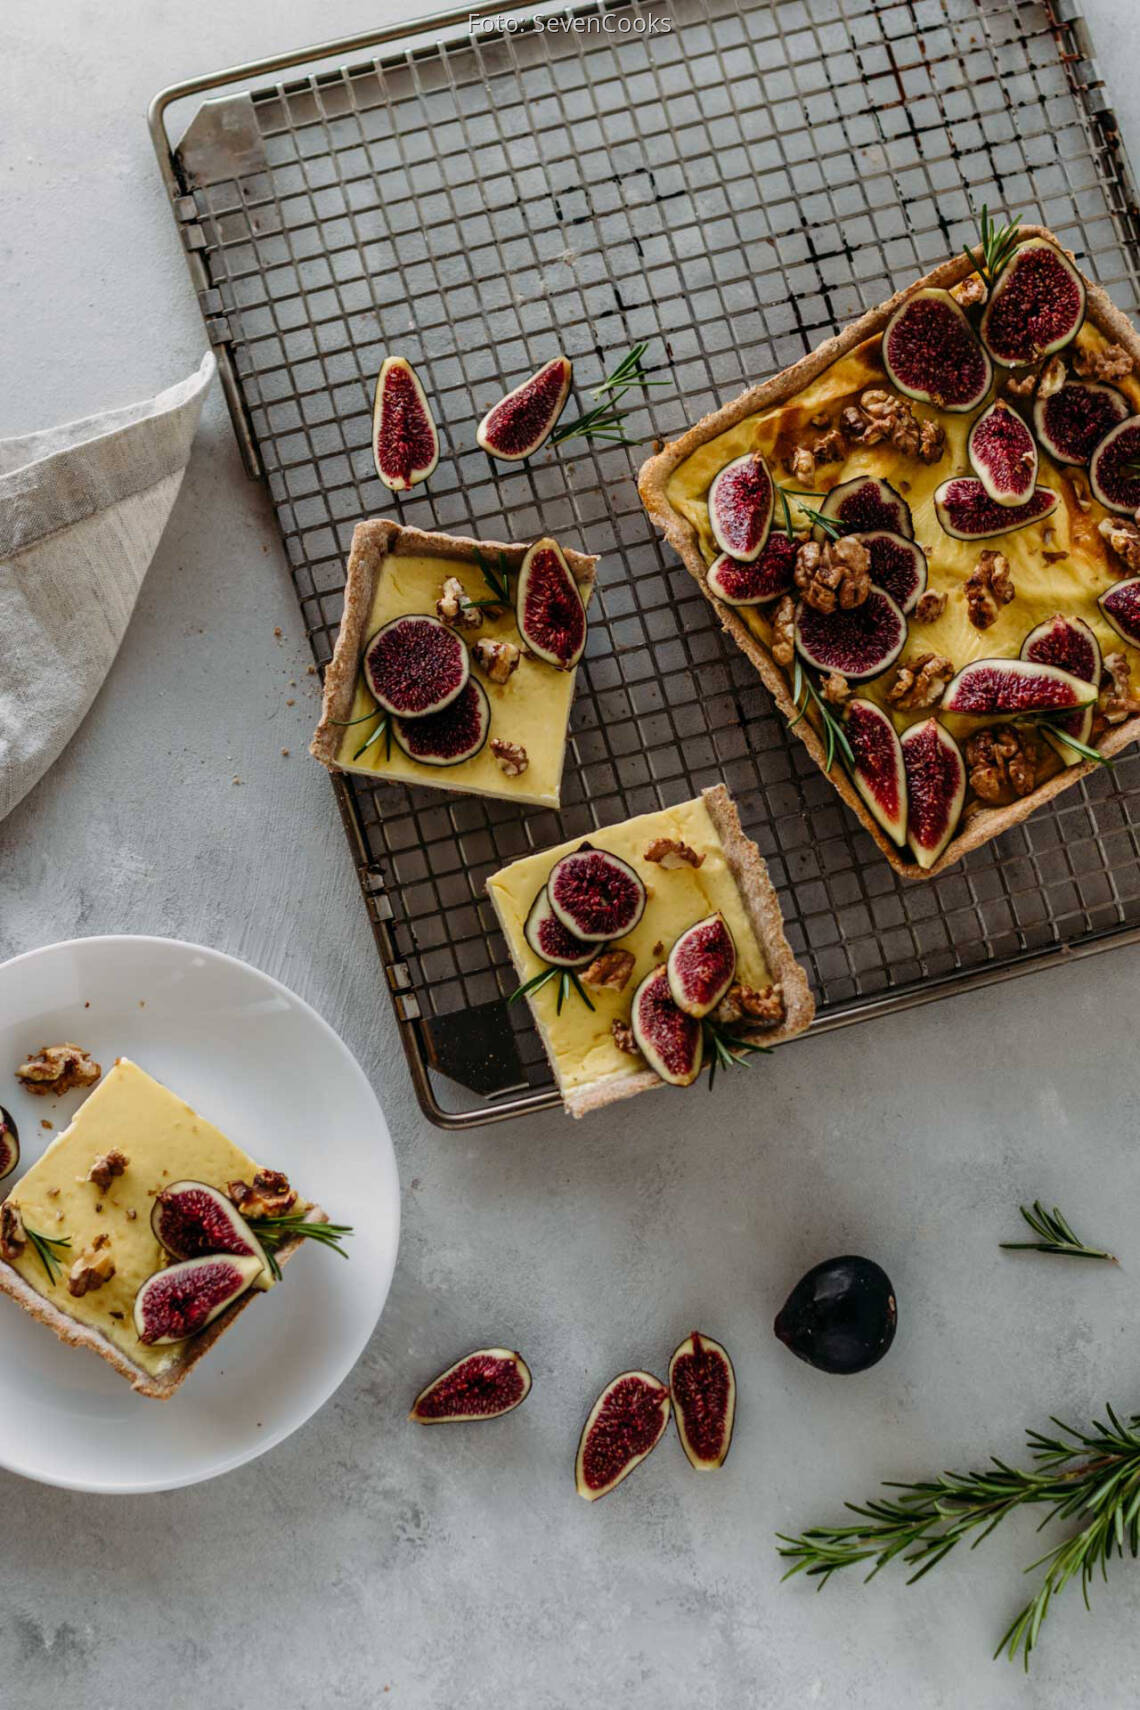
<box><xmin>488</xmin><ymin>783</ymin><xmax>814</xmax><ymax>1118</ymax></box>
<box><xmin>637</xmin><ymin>226</ymin><xmax>1140</xmax><ymax>879</ymax></box>
<box><xmin>310</xmin><ymin>519</ymin><xmax>597</xmax><ymax>784</ymax></box>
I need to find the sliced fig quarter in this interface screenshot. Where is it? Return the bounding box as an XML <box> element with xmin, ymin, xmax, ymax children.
<box><xmin>362</xmin><ymin>614</ymin><xmax>469</xmax><ymax>719</ymax></box>
<box><xmin>523</xmin><ymin>885</ymin><xmax>595</xmax><ymax>969</ymax></box>
<box><xmin>630</xmin><ymin>964</ymin><xmax>703</xmax><ymax>1087</ymax></box>
<box><xmin>1021</xmin><ymin>613</ymin><xmax>1100</xmax><ymax>759</ymax></box>
<box><xmin>845</xmin><ymin>698</ymin><xmax>907</xmax><ymax>847</ymax></box>
<box><xmin>858</xmin><ymin>531</ymin><xmax>927</xmax><ymax>614</ymax></box>
<box><xmin>372</xmin><ymin>356</ymin><xmax>439</xmax><ymax>491</ymax></box>
<box><xmin>133</xmin><ymin>1254</ymin><xmax>263</xmax><ymax>1346</ymax></box>
<box><xmin>941</xmin><ymin>656</ymin><xmax>1096</xmax><ymax>716</ymax></box>
<box><xmin>0</xmin><ymin>1107</ymin><xmax>19</xmax><ymax>1182</ymax></box>
<box><xmin>669</xmin><ymin>1332</ymin><xmax>736</xmax><ymax>1471</ymax></box>
<box><xmin>980</xmin><ymin>237</ymin><xmax>1086</xmax><ymax>367</ymax></box>
<box><xmin>151</xmin><ymin>1180</ymin><xmax>272</xmax><ymax>1289</ymax></box>
<box><xmin>816</xmin><ymin>475</ymin><xmax>913</xmax><ymax>541</ymax></box>
<box><xmin>1033</xmin><ymin>379</ymin><xmax>1129</xmax><ymax>466</ymax></box>
<box><xmin>708</xmin><ymin>452</ymin><xmax>774</xmax><ymax>563</ymax></box>
<box><xmin>476</xmin><ymin>356</ymin><xmax>572</xmax><ymax>460</ymax></box>
<box><xmin>967</xmin><ymin>400</ymin><xmax>1037</xmax><ymax>507</ymax></box>
<box><xmin>1100</xmin><ymin>578</ymin><xmax>1140</xmax><ymax>647</ymax></box>
<box><xmin>881</xmin><ymin>287</ymin><xmax>992</xmax><ymax>412</ymax></box>
<box><xmin>409</xmin><ymin>1348</ymin><xmax>532</xmax><ymax>1423</ymax></box>
<box><xmin>391</xmin><ymin>678</ymin><xmax>491</xmax><ymax>768</ymax></box>
<box><xmin>666</xmin><ymin>914</ymin><xmax>737</xmax><ymax>1019</ymax></box>
<box><xmin>1089</xmin><ymin>417</ymin><xmax>1140</xmax><ymax>514</ymax></box>
<box><xmin>794</xmin><ymin>587</ymin><xmax>907</xmax><ymax>683</ymax></box>
<box><xmin>575</xmin><ymin>1370</ymin><xmax>671</xmax><ymax>1501</ymax></box>
<box><xmin>901</xmin><ymin>718</ymin><xmax>965</xmax><ymax>871</ymax></box>
<box><xmin>515</xmin><ymin>537</ymin><xmax>587</xmax><ymax>670</ymax></box>
<box><xmin>933</xmin><ymin>476</ymin><xmax>1057</xmax><ymax>541</ymax></box>
<box><xmin>547</xmin><ymin>847</ymin><xmax>646</xmax><ymax>942</ymax></box>
<box><xmin>706</xmin><ymin>531</ymin><xmax>797</xmax><ymax>606</ymax></box>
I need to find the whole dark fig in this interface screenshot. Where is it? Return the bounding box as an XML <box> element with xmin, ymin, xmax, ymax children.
<box><xmin>775</xmin><ymin>1255</ymin><xmax>897</xmax><ymax>1375</ymax></box>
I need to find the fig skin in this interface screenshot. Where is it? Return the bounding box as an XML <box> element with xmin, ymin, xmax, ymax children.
<box><xmin>933</xmin><ymin>476</ymin><xmax>1058</xmax><ymax>541</ymax></box>
<box><xmin>372</xmin><ymin>355</ymin><xmax>439</xmax><ymax>491</ymax></box>
<box><xmin>1021</xmin><ymin>613</ymin><xmax>1100</xmax><ymax>757</ymax></box>
<box><xmin>979</xmin><ymin>237</ymin><xmax>1086</xmax><ymax>367</ymax></box>
<box><xmin>666</xmin><ymin>914</ymin><xmax>737</xmax><ymax>1019</ymax></box>
<box><xmin>409</xmin><ymin>1348</ymin><xmax>532</xmax><ymax>1423</ymax></box>
<box><xmin>476</xmin><ymin>356</ymin><xmax>572</xmax><ymax>460</ymax></box>
<box><xmin>630</xmin><ymin>965</ymin><xmax>703</xmax><ymax>1087</ymax></box>
<box><xmin>1089</xmin><ymin>417</ymin><xmax>1140</xmax><ymax>515</ymax></box>
<box><xmin>1033</xmin><ymin>379</ymin><xmax>1129</xmax><ymax>466</ymax></box>
<box><xmin>706</xmin><ymin>532</ymin><xmax>797</xmax><ymax>607</ymax></box>
<box><xmin>708</xmin><ymin>452</ymin><xmax>775</xmax><ymax>563</ymax></box>
<box><xmin>0</xmin><ymin>1106</ymin><xmax>19</xmax><ymax>1182</ymax></box>
<box><xmin>1100</xmin><ymin>577</ymin><xmax>1140</xmax><ymax>648</ymax></box>
<box><xmin>882</xmin><ymin>287</ymin><xmax>992</xmax><ymax>412</ymax></box>
<box><xmin>793</xmin><ymin>587</ymin><xmax>907</xmax><ymax>683</ymax></box>
<box><xmin>941</xmin><ymin>657</ymin><xmax>1096</xmax><ymax>716</ymax></box>
<box><xmin>391</xmin><ymin>678</ymin><xmax>491</xmax><ymax>767</ymax></box>
<box><xmin>133</xmin><ymin>1254</ymin><xmax>263</xmax><ymax>1345</ymax></box>
<box><xmin>901</xmin><ymin>718</ymin><xmax>965</xmax><ymax>870</ymax></box>
<box><xmin>775</xmin><ymin>1255</ymin><xmax>897</xmax><ymax>1375</ymax></box>
<box><xmin>858</xmin><ymin>531</ymin><xmax>927</xmax><ymax>615</ymax></box>
<box><xmin>523</xmin><ymin>886</ymin><xmax>595</xmax><ymax>969</ymax></box>
<box><xmin>363</xmin><ymin>614</ymin><xmax>469</xmax><ymax>719</ymax></box>
<box><xmin>817</xmin><ymin>475</ymin><xmax>913</xmax><ymax>541</ymax></box>
<box><xmin>151</xmin><ymin>1180</ymin><xmax>273</xmax><ymax>1291</ymax></box>
<box><xmin>515</xmin><ymin>537</ymin><xmax>588</xmax><ymax>670</ymax></box>
<box><xmin>575</xmin><ymin>1370</ymin><xmax>671</xmax><ymax>1501</ymax></box>
<box><xmin>547</xmin><ymin>847</ymin><xmax>646</xmax><ymax>943</ymax></box>
<box><xmin>966</xmin><ymin>400</ymin><xmax>1038</xmax><ymax>507</ymax></box>
<box><xmin>669</xmin><ymin>1332</ymin><xmax>736</xmax><ymax>1471</ymax></box>
<box><xmin>845</xmin><ymin>698</ymin><xmax>907</xmax><ymax>847</ymax></box>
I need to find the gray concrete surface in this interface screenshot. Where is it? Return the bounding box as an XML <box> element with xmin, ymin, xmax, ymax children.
<box><xmin>4</xmin><ymin>1</ymin><xmax>1140</xmax><ymax>1704</ymax></box>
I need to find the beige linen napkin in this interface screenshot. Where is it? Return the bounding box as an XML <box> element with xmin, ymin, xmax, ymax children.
<box><xmin>0</xmin><ymin>352</ymin><xmax>215</xmax><ymax>821</ymax></box>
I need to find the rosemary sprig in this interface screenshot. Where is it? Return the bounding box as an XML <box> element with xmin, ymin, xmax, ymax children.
<box><xmin>783</xmin><ymin>492</ymin><xmax>843</xmax><ymax>541</ymax></box>
<box><xmin>508</xmin><ymin>964</ymin><xmax>595</xmax><ymax>1013</ymax></box>
<box><xmin>703</xmin><ymin>1017</ymin><xmax>773</xmax><ymax>1091</ymax></box>
<box><xmin>472</xmin><ymin>549</ymin><xmax>512</xmax><ymax>607</ymax></box>
<box><xmin>25</xmin><ymin>1226</ymin><xmax>71</xmax><ymax>1286</ymax></box>
<box><xmin>550</xmin><ymin>341</ymin><xmax>662</xmax><ymax>448</ymax></box>
<box><xmin>789</xmin><ymin>657</ymin><xmax>855</xmax><ymax>774</ymax></box>
<box><xmin>1025</xmin><ymin>714</ymin><xmax>1113</xmax><ymax>769</ymax></box>
<box><xmin>963</xmin><ymin>204</ymin><xmax>1023</xmax><ymax>288</ymax></box>
<box><xmin>778</xmin><ymin>1404</ymin><xmax>1140</xmax><ymax>1668</ymax></box>
<box><xmin>590</xmin><ymin>340</ymin><xmax>667</xmax><ymax>400</ymax></box>
<box><xmin>247</xmin><ymin>1214</ymin><xmax>354</xmax><ymax>1282</ymax></box>
<box><xmin>352</xmin><ymin>713</ymin><xmax>392</xmax><ymax>763</ymax></box>
<box><xmin>1001</xmin><ymin>1200</ymin><xmax>1116</xmax><ymax>1262</ymax></box>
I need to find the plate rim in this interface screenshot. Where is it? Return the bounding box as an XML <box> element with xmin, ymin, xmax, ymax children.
<box><xmin>0</xmin><ymin>932</ymin><xmax>401</xmax><ymax>1496</ymax></box>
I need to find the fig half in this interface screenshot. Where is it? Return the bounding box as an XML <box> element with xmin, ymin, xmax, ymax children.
<box><xmin>476</xmin><ymin>356</ymin><xmax>572</xmax><ymax>460</ymax></box>
<box><xmin>933</xmin><ymin>476</ymin><xmax>1058</xmax><ymax>541</ymax></box>
<box><xmin>708</xmin><ymin>452</ymin><xmax>774</xmax><ymax>563</ymax></box>
<box><xmin>1100</xmin><ymin>577</ymin><xmax>1140</xmax><ymax>647</ymax></box>
<box><xmin>845</xmin><ymin>698</ymin><xmax>907</xmax><ymax>846</ymax></box>
<box><xmin>0</xmin><ymin>1107</ymin><xmax>19</xmax><ymax>1182</ymax></box>
<box><xmin>1089</xmin><ymin>416</ymin><xmax>1140</xmax><ymax>514</ymax></box>
<box><xmin>392</xmin><ymin>678</ymin><xmax>491</xmax><ymax>767</ymax></box>
<box><xmin>523</xmin><ymin>885</ymin><xmax>595</xmax><ymax>969</ymax></box>
<box><xmin>151</xmin><ymin>1180</ymin><xmax>272</xmax><ymax>1289</ymax></box>
<box><xmin>372</xmin><ymin>356</ymin><xmax>439</xmax><ymax>491</ymax></box>
<box><xmin>363</xmin><ymin>614</ymin><xmax>469</xmax><ymax>718</ymax></box>
<box><xmin>1034</xmin><ymin>379</ymin><xmax>1129</xmax><ymax>466</ymax></box>
<box><xmin>515</xmin><ymin>537</ymin><xmax>587</xmax><ymax>670</ymax></box>
<box><xmin>816</xmin><ymin>475</ymin><xmax>913</xmax><ymax>541</ymax></box>
<box><xmin>668</xmin><ymin>1332</ymin><xmax>736</xmax><ymax>1471</ymax></box>
<box><xmin>794</xmin><ymin>587</ymin><xmax>907</xmax><ymax>682</ymax></box>
<box><xmin>1021</xmin><ymin>613</ymin><xmax>1101</xmax><ymax>760</ymax></box>
<box><xmin>133</xmin><ymin>1254</ymin><xmax>262</xmax><ymax>1345</ymax></box>
<box><xmin>967</xmin><ymin>400</ymin><xmax>1037</xmax><ymax>507</ymax></box>
<box><xmin>881</xmin><ymin>288</ymin><xmax>992</xmax><ymax>411</ymax></box>
<box><xmin>941</xmin><ymin>657</ymin><xmax>1096</xmax><ymax>716</ymax></box>
<box><xmin>706</xmin><ymin>532</ymin><xmax>797</xmax><ymax>606</ymax></box>
<box><xmin>859</xmin><ymin>531</ymin><xmax>927</xmax><ymax>614</ymax></box>
<box><xmin>575</xmin><ymin>1370</ymin><xmax>671</xmax><ymax>1501</ymax></box>
<box><xmin>666</xmin><ymin>914</ymin><xmax>737</xmax><ymax>1019</ymax></box>
<box><xmin>409</xmin><ymin>1348</ymin><xmax>532</xmax><ymax>1423</ymax></box>
<box><xmin>901</xmin><ymin>718</ymin><xmax>965</xmax><ymax>870</ymax></box>
<box><xmin>630</xmin><ymin>964</ymin><xmax>702</xmax><ymax>1087</ymax></box>
<box><xmin>547</xmin><ymin>847</ymin><xmax>646</xmax><ymax>942</ymax></box>
<box><xmin>980</xmin><ymin>237</ymin><xmax>1086</xmax><ymax>367</ymax></box>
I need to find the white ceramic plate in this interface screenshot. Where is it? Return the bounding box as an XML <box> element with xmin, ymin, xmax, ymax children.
<box><xmin>0</xmin><ymin>935</ymin><xmax>399</xmax><ymax>1494</ymax></box>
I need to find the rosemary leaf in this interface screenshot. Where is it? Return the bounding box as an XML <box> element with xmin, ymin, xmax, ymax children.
<box><xmin>1000</xmin><ymin>1200</ymin><xmax>1116</xmax><ymax>1262</ymax></box>
<box><xmin>25</xmin><ymin>1226</ymin><xmax>71</xmax><ymax>1286</ymax></box>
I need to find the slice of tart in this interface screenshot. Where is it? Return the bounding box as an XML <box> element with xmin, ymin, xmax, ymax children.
<box><xmin>638</xmin><ymin>222</ymin><xmax>1140</xmax><ymax>878</ymax></box>
<box><xmin>0</xmin><ymin>1058</ymin><xmax>328</xmax><ymax>1399</ymax></box>
<box><xmin>311</xmin><ymin>520</ymin><xmax>597</xmax><ymax>809</ymax></box>
<box><xmin>487</xmin><ymin>784</ymin><xmax>814</xmax><ymax>1117</ymax></box>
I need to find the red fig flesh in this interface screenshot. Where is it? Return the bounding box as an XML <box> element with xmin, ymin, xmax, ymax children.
<box><xmin>967</xmin><ymin>400</ymin><xmax>1038</xmax><ymax>507</ymax></box>
<box><xmin>1089</xmin><ymin>417</ymin><xmax>1140</xmax><ymax>514</ymax></box>
<box><xmin>133</xmin><ymin>1254</ymin><xmax>262</xmax><ymax>1345</ymax></box>
<box><xmin>372</xmin><ymin>356</ymin><xmax>439</xmax><ymax>491</ymax></box>
<box><xmin>901</xmin><ymin>718</ymin><xmax>965</xmax><ymax>870</ymax></box>
<box><xmin>794</xmin><ymin>588</ymin><xmax>907</xmax><ymax>682</ymax></box>
<box><xmin>845</xmin><ymin>698</ymin><xmax>907</xmax><ymax>846</ymax></box>
<box><xmin>706</xmin><ymin>532</ymin><xmax>797</xmax><ymax>606</ymax></box>
<box><xmin>0</xmin><ymin>1107</ymin><xmax>18</xmax><ymax>1182</ymax></box>
<box><xmin>817</xmin><ymin>476</ymin><xmax>913</xmax><ymax>541</ymax></box>
<box><xmin>979</xmin><ymin>237</ymin><xmax>1086</xmax><ymax>367</ymax></box>
<box><xmin>941</xmin><ymin>657</ymin><xmax>1096</xmax><ymax>716</ymax></box>
<box><xmin>630</xmin><ymin>965</ymin><xmax>702</xmax><ymax>1086</ymax></box>
<box><xmin>152</xmin><ymin>1180</ymin><xmax>271</xmax><ymax>1288</ymax></box>
<box><xmin>363</xmin><ymin>614</ymin><xmax>469</xmax><ymax>719</ymax></box>
<box><xmin>1100</xmin><ymin>577</ymin><xmax>1140</xmax><ymax>647</ymax></box>
<box><xmin>523</xmin><ymin>886</ymin><xmax>595</xmax><ymax>969</ymax></box>
<box><xmin>708</xmin><ymin>452</ymin><xmax>774</xmax><ymax>563</ymax></box>
<box><xmin>882</xmin><ymin>288</ymin><xmax>992</xmax><ymax>411</ymax></box>
<box><xmin>515</xmin><ymin>537</ymin><xmax>587</xmax><ymax>670</ymax></box>
<box><xmin>410</xmin><ymin>1348</ymin><xmax>532</xmax><ymax>1423</ymax></box>
<box><xmin>477</xmin><ymin>356</ymin><xmax>571</xmax><ymax>460</ymax></box>
<box><xmin>392</xmin><ymin>678</ymin><xmax>491</xmax><ymax>767</ymax></box>
<box><xmin>669</xmin><ymin>1332</ymin><xmax>736</xmax><ymax>1471</ymax></box>
<box><xmin>859</xmin><ymin>531</ymin><xmax>927</xmax><ymax>614</ymax></box>
<box><xmin>1034</xmin><ymin>380</ymin><xmax>1128</xmax><ymax>466</ymax></box>
<box><xmin>933</xmin><ymin>477</ymin><xmax>1057</xmax><ymax>541</ymax></box>
<box><xmin>666</xmin><ymin>914</ymin><xmax>737</xmax><ymax>1019</ymax></box>
<box><xmin>1021</xmin><ymin>613</ymin><xmax>1101</xmax><ymax>756</ymax></box>
<box><xmin>575</xmin><ymin>1370</ymin><xmax>671</xmax><ymax>1500</ymax></box>
<box><xmin>547</xmin><ymin>848</ymin><xmax>646</xmax><ymax>942</ymax></box>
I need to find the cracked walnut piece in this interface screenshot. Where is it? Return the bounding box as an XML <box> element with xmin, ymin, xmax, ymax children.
<box><xmin>887</xmin><ymin>652</ymin><xmax>954</xmax><ymax>710</ymax></box>
<box><xmin>784</xmin><ymin>428</ymin><xmax>845</xmax><ymax>485</ymax></box>
<box><xmin>1073</xmin><ymin>341</ymin><xmax>1134</xmax><ymax>381</ymax></box>
<box><xmin>15</xmin><ymin>1044</ymin><xmax>101</xmax><ymax>1097</ymax></box>
<box><xmin>471</xmin><ymin>637</ymin><xmax>520</xmax><ymax>684</ymax></box>
<box><xmin>714</xmin><ymin>983</ymin><xmax>785</xmax><ymax>1028</ymax></box>
<box><xmin>951</xmin><ymin>273</ymin><xmax>987</xmax><ymax>307</ymax></box>
<box><xmin>490</xmin><ymin>738</ymin><xmax>528</xmax><ymax>777</ymax></box>
<box><xmin>1100</xmin><ymin>652</ymin><xmax>1140</xmax><ymax>725</ymax></box>
<box><xmin>436</xmin><ymin>576</ymin><xmax>483</xmax><ymax>629</ymax></box>
<box><xmin>913</xmin><ymin>590</ymin><xmax>947</xmax><ymax>623</ymax></box>
<box><xmin>229</xmin><ymin>1170</ymin><xmax>297</xmax><ymax>1219</ymax></box>
<box><xmin>0</xmin><ymin>1202</ymin><xmax>26</xmax><ymax>1261</ymax></box>
<box><xmin>85</xmin><ymin>1149</ymin><xmax>128</xmax><ymax>1192</ymax></box>
<box><xmin>644</xmin><ymin>837</ymin><xmax>704</xmax><ymax>869</ymax></box>
<box><xmin>966</xmin><ymin>725</ymin><xmax>1041</xmax><ymax>804</ymax></box>
<box><xmin>1099</xmin><ymin>515</ymin><xmax>1140</xmax><ymax>573</ymax></box>
<box><xmin>820</xmin><ymin>672</ymin><xmax>850</xmax><ymax>706</ymax></box>
<box><xmin>840</xmin><ymin>388</ymin><xmax>945</xmax><ymax>463</ymax></box>
<box><xmin>795</xmin><ymin>536</ymin><xmax>871</xmax><ymax>614</ymax></box>
<box><xmin>965</xmin><ymin>550</ymin><xmax>1015</xmax><ymax>630</ymax></box>
<box><xmin>68</xmin><ymin>1233</ymin><xmax>115</xmax><ymax>1299</ymax></box>
<box><xmin>611</xmin><ymin>1019</ymin><xmax>639</xmax><ymax>1055</ymax></box>
<box><xmin>582</xmin><ymin>949</ymin><xmax>635</xmax><ymax>992</ymax></box>
<box><xmin>771</xmin><ymin>595</ymin><xmax>796</xmax><ymax>667</ymax></box>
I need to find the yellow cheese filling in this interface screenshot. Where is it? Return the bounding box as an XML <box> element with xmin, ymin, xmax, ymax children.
<box><xmin>333</xmin><ymin>553</ymin><xmax>588</xmax><ymax>808</ymax></box>
<box><xmin>5</xmin><ymin>1059</ymin><xmax>292</xmax><ymax>1378</ymax></box>
<box><xmin>665</xmin><ymin>325</ymin><xmax>1140</xmax><ymax>753</ymax></box>
<box><xmin>487</xmin><ymin>796</ymin><xmax>770</xmax><ymax>1092</ymax></box>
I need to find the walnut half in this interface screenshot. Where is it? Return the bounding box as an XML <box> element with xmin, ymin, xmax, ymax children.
<box><xmin>795</xmin><ymin>536</ymin><xmax>871</xmax><ymax>614</ymax></box>
<box><xmin>643</xmin><ymin>837</ymin><xmax>704</xmax><ymax>869</ymax></box>
<box><xmin>886</xmin><ymin>652</ymin><xmax>954</xmax><ymax>711</ymax></box>
<box><xmin>490</xmin><ymin>738</ymin><xmax>528</xmax><ymax>777</ymax></box>
<box><xmin>471</xmin><ymin>638</ymin><xmax>520</xmax><ymax>684</ymax></box>
<box><xmin>964</xmin><ymin>550</ymin><xmax>1015</xmax><ymax>630</ymax></box>
<box><xmin>1099</xmin><ymin>516</ymin><xmax>1140</xmax><ymax>574</ymax></box>
<box><xmin>1099</xmin><ymin>652</ymin><xmax>1140</xmax><ymax>726</ymax></box>
<box><xmin>713</xmin><ymin>982</ymin><xmax>785</xmax><ymax>1028</ymax></box>
<box><xmin>611</xmin><ymin>1019</ymin><xmax>640</xmax><ymax>1056</ymax></box>
<box><xmin>15</xmin><ymin>1044</ymin><xmax>101</xmax><ymax>1097</ymax></box>
<box><xmin>68</xmin><ymin>1233</ymin><xmax>115</xmax><ymax>1299</ymax></box>
<box><xmin>965</xmin><ymin>725</ymin><xmax>1040</xmax><ymax>803</ymax></box>
<box><xmin>0</xmin><ymin>1202</ymin><xmax>26</xmax><ymax>1261</ymax></box>
<box><xmin>436</xmin><ymin>576</ymin><xmax>483</xmax><ymax>629</ymax></box>
<box><xmin>229</xmin><ymin>1170</ymin><xmax>297</xmax><ymax>1219</ymax></box>
<box><xmin>85</xmin><ymin>1150</ymin><xmax>128</xmax><ymax>1192</ymax></box>
<box><xmin>582</xmin><ymin>949</ymin><xmax>635</xmax><ymax>992</ymax></box>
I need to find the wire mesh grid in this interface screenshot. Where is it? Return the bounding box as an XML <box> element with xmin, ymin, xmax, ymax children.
<box><xmin>160</xmin><ymin>0</ymin><xmax>1140</xmax><ymax>1122</ymax></box>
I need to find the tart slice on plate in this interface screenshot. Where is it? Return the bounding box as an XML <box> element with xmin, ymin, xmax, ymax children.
<box><xmin>0</xmin><ymin>1058</ymin><xmax>333</xmax><ymax>1399</ymax></box>
<box><xmin>486</xmin><ymin>784</ymin><xmax>814</xmax><ymax>1117</ymax></box>
<box><xmin>311</xmin><ymin>520</ymin><xmax>596</xmax><ymax>809</ymax></box>
<box><xmin>638</xmin><ymin>222</ymin><xmax>1140</xmax><ymax>878</ymax></box>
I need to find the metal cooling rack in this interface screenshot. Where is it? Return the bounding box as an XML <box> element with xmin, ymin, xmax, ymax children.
<box><xmin>151</xmin><ymin>0</ymin><xmax>1140</xmax><ymax>1128</ymax></box>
